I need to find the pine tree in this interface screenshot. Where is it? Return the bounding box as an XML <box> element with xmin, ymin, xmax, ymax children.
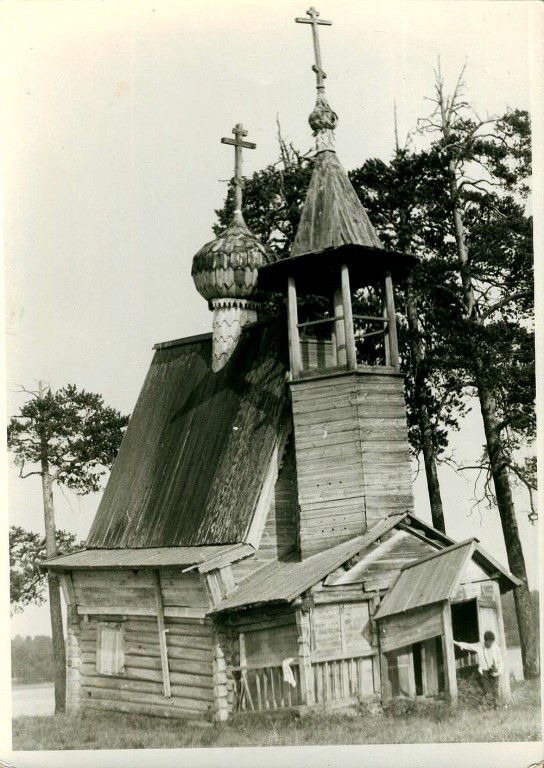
<box><xmin>8</xmin><ymin>383</ymin><xmax>128</xmax><ymax>711</ymax></box>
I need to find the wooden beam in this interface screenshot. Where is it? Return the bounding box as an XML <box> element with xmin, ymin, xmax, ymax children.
<box><xmin>384</xmin><ymin>271</ymin><xmax>400</xmax><ymax>371</ymax></box>
<box><xmin>153</xmin><ymin>570</ymin><xmax>171</xmax><ymax>698</ymax></box>
<box><xmin>333</xmin><ymin>286</ymin><xmax>347</xmax><ymax>367</ymax></box>
<box><xmin>340</xmin><ymin>264</ymin><xmax>357</xmax><ymax>371</ymax></box>
<box><xmin>59</xmin><ymin>572</ymin><xmax>79</xmax><ymax>625</ymax></box>
<box><xmin>441</xmin><ymin>601</ymin><xmax>458</xmax><ymax>703</ymax></box>
<box><xmin>287</xmin><ymin>276</ymin><xmax>302</xmax><ymax>378</ymax></box>
<box><xmin>76</xmin><ymin>605</ymin><xmax>156</xmax><ymax>617</ymax></box>
<box><xmin>493</xmin><ymin>580</ymin><xmax>510</xmax><ymax>701</ymax></box>
<box><xmin>296</xmin><ymin>608</ymin><xmax>315</xmax><ymax>705</ymax></box>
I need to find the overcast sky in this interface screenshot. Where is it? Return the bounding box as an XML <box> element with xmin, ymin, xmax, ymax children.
<box><xmin>2</xmin><ymin>0</ymin><xmax>542</xmax><ymax>642</ymax></box>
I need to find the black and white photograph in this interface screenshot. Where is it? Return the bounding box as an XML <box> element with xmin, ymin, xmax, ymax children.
<box><xmin>2</xmin><ymin>1</ymin><xmax>542</xmax><ymax>766</ymax></box>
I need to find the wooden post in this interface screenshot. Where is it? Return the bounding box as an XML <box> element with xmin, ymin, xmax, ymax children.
<box><xmin>152</xmin><ymin>570</ymin><xmax>171</xmax><ymax>698</ymax></box>
<box><xmin>383</xmin><ymin>300</ymin><xmax>391</xmax><ymax>366</ymax></box>
<box><xmin>340</xmin><ymin>264</ymin><xmax>357</xmax><ymax>371</ymax></box>
<box><xmin>296</xmin><ymin>607</ymin><xmax>315</xmax><ymax>706</ymax></box>
<box><xmin>370</xmin><ymin>595</ymin><xmax>381</xmax><ymax>696</ymax></box>
<box><xmin>493</xmin><ymin>580</ymin><xmax>510</xmax><ymax>700</ymax></box>
<box><xmin>333</xmin><ymin>286</ymin><xmax>347</xmax><ymax>367</ymax></box>
<box><xmin>441</xmin><ymin>601</ymin><xmax>458</xmax><ymax>704</ymax></box>
<box><xmin>287</xmin><ymin>276</ymin><xmax>303</xmax><ymax>378</ymax></box>
<box><xmin>384</xmin><ymin>271</ymin><xmax>400</xmax><ymax>371</ymax></box>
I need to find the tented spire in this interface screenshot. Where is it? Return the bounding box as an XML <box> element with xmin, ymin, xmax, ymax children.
<box><xmin>292</xmin><ymin>7</ymin><xmax>382</xmax><ymax>256</ymax></box>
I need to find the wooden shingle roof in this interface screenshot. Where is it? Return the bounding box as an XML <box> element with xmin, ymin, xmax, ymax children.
<box><xmin>86</xmin><ymin>320</ymin><xmax>290</xmax><ymax>549</ymax></box>
<box><xmin>290</xmin><ymin>150</ymin><xmax>383</xmax><ymax>258</ymax></box>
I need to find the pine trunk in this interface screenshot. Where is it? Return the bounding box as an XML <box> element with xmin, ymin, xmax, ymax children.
<box><xmin>406</xmin><ymin>279</ymin><xmax>446</xmax><ymax>532</ymax></box>
<box><xmin>475</xmin><ymin>367</ymin><xmax>539</xmax><ymax>679</ymax></box>
<box><xmin>41</xmin><ymin>462</ymin><xmax>67</xmax><ymax>712</ymax></box>
<box><xmin>446</xmin><ymin>154</ymin><xmax>538</xmax><ymax>679</ymax></box>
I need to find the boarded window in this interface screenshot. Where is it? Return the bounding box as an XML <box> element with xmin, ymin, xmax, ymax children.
<box><xmin>96</xmin><ymin>624</ymin><xmax>125</xmax><ymax>675</ymax></box>
<box><xmin>313</xmin><ymin>602</ymin><xmax>372</xmax><ymax>659</ymax></box>
<box><xmin>244</xmin><ymin>622</ymin><xmax>298</xmax><ymax>667</ymax></box>
<box><xmin>343</xmin><ymin>602</ymin><xmax>371</xmax><ymax>656</ymax></box>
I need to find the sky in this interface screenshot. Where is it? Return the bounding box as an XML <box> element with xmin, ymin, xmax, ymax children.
<box><xmin>1</xmin><ymin>0</ymin><xmax>543</xmax><ymax>645</ymax></box>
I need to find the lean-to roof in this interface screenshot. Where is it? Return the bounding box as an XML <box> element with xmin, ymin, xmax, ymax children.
<box><xmin>211</xmin><ymin>513</ymin><xmax>406</xmax><ymax>613</ymax></box>
<box><xmin>86</xmin><ymin>320</ymin><xmax>290</xmax><ymax>548</ymax></box>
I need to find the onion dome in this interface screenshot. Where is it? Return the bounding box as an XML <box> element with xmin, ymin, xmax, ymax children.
<box><xmin>191</xmin><ymin>123</ymin><xmax>273</xmax><ymax>372</ymax></box>
<box><xmin>191</xmin><ymin>210</ymin><xmax>271</xmax><ymax>302</ymax></box>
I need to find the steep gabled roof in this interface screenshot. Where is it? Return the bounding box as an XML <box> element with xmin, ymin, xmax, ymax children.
<box><xmin>290</xmin><ymin>150</ymin><xmax>383</xmax><ymax>259</ymax></box>
<box><xmin>86</xmin><ymin>320</ymin><xmax>290</xmax><ymax>548</ymax></box>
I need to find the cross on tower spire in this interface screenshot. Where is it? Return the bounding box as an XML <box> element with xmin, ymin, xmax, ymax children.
<box><xmin>221</xmin><ymin>123</ymin><xmax>256</xmax><ymax>214</ymax></box>
<box><xmin>295</xmin><ymin>7</ymin><xmax>332</xmax><ymax>91</ymax></box>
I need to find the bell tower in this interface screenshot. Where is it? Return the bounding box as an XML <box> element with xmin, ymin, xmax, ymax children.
<box><xmin>259</xmin><ymin>7</ymin><xmax>416</xmax><ymax>558</ymax></box>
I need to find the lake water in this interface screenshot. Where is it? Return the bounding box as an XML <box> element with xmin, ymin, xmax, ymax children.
<box><xmin>12</xmin><ymin>682</ymin><xmax>55</xmax><ymax>718</ymax></box>
<box><xmin>10</xmin><ymin>647</ymin><xmax>526</xmax><ymax>718</ymax></box>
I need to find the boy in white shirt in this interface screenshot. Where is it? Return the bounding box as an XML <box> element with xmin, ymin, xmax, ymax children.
<box><xmin>454</xmin><ymin>630</ymin><xmax>504</xmax><ymax>707</ymax></box>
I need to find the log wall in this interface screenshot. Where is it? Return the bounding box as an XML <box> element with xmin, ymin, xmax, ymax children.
<box><xmin>79</xmin><ymin>614</ymin><xmax>214</xmax><ymax>718</ymax></box>
<box><xmin>66</xmin><ymin>621</ymin><xmax>82</xmax><ymax>712</ymax></box>
<box><xmin>69</xmin><ymin>568</ymin><xmax>215</xmax><ymax>719</ymax></box>
<box><xmin>291</xmin><ymin>371</ymin><xmax>413</xmax><ymax>557</ymax></box>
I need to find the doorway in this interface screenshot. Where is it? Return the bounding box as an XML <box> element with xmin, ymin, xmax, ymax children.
<box><xmin>451</xmin><ymin>599</ymin><xmax>480</xmax><ymax>677</ymax></box>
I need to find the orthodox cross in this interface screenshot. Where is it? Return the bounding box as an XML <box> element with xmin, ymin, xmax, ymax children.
<box><xmin>221</xmin><ymin>123</ymin><xmax>256</xmax><ymax>214</ymax></box>
<box><xmin>295</xmin><ymin>7</ymin><xmax>332</xmax><ymax>91</ymax></box>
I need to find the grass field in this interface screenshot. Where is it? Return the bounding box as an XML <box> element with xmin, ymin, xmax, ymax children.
<box><xmin>12</xmin><ymin>677</ymin><xmax>541</xmax><ymax>751</ymax></box>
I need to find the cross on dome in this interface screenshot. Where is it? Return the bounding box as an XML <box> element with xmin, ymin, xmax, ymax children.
<box><xmin>221</xmin><ymin>123</ymin><xmax>256</xmax><ymax>214</ymax></box>
<box><xmin>295</xmin><ymin>7</ymin><xmax>332</xmax><ymax>91</ymax></box>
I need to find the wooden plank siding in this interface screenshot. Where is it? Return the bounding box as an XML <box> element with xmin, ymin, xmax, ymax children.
<box><xmin>73</xmin><ymin>568</ymin><xmax>216</xmax><ymax>719</ymax></box>
<box><xmin>256</xmin><ymin>438</ymin><xmax>298</xmax><ymax>561</ymax></box>
<box><xmin>291</xmin><ymin>371</ymin><xmax>413</xmax><ymax>558</ymax></box>
<box><xmin>231</xmin><ymin>436</ymin><xmax>299</xmax><ymax>584</ymax></box>
<box><xmin>291</xmin><ymin>374</ymin><xmax>366</xmax><ymax>557</ymax></box>
<box><xmin>355</xmin><ymin>372</ymin><xmax>413</xmax><ymax>525</ymax></box>
<box><xmin>72</xmin><ymin>569</ymin><xmax>211</xmax><ymax>618</ymax></box>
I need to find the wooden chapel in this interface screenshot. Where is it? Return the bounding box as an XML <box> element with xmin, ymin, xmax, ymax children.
<box><xmin>43</xmin><ymin>7</ymin><xmax>520</xmax><ymax>721</ymax></box>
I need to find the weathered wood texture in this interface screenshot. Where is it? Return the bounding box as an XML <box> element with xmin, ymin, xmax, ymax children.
<box><xmin>441</xmin><ymin>602</ymin><xmax>458</xmax><ymax>702</ymax></box>
<box><xmin>236</xmin><ymin>664</ymin><xmax>302</xmax><ymax>711</ymax></box>
<box><xmin>313</xmin><ymin>655</ymin><xmax>375</xmax><ymax>703</ymax></box>
<box><xmin>300</xmin><ymin>339</ymin><xmax>335</xmax><ymax>372</ymax></box>
<box><xmin>331</xmin><ymin>530</ymin><xmax>437</xmax><ymax>591</ymax></box>
<box><xmin>231</xmin><ymin>438</ymin><xmax>299</xmax><ymax>583</ymax></box>
<box><xmin>257</xmin><ymin>438</ymin><xmax>298</xmax><ymax>561</ymax></box>
<box><xmin>86</xmin><ymin>321</ymin><xmax>290</xmax><ymax>548</ymax></box>
<box><xmin>78</xmin><ymin>610</ymin><xmax>214</xmax><ymax>719</ymax></box>
<box><xmin>296</xmin><ymin>608</ymin><xmax>315</xmax><ymax>705</ymax></box>
<box><xmin>378</xmin><ymin>603</ymin><xmax>443</xmax><ymax>654</ymax></box>
<box><xmin>72</xmin><ymin>569</ymin><xmax>211</xmax><ymax>617</ymax></box>
<box><xmin>244</xmin><ymin>620</ymin><xmax>299</xmax><ymax>667</ymax></box>
<box><xmin>311</xmin><ymin>601</ymin><xmax>372</xmax><ymax>660</ymax></box>
<box><xmin>66</xmin><ymin>622</ymin><xmax>82</xmax><ymax>712</ymax></box>
<box><xmin>291</xmin><ymin>371</ymin><xmax>413</xmax><ymax>557</ymax></box>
